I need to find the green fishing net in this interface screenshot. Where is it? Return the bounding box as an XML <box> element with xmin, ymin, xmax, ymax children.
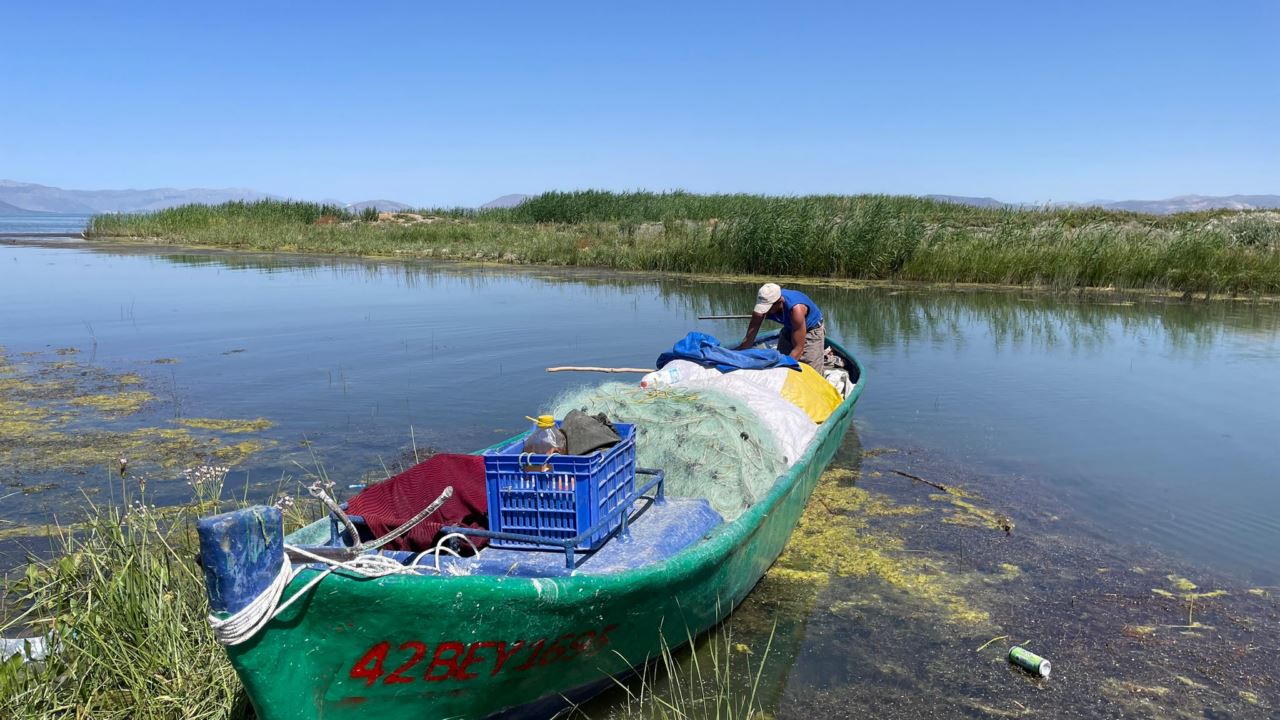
<box><xmin>550</xmin><ymin>383</ymin><xmax>788</xmax><ymax>521</ymax></box>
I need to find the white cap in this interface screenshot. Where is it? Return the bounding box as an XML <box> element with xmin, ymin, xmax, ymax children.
<box><xmin>753</xmin><ymin>283</ymin><xmax>781</xmax><ymax>315</ymax></box>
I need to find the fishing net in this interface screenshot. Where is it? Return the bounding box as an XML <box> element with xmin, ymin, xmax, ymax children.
<box><xmin>550</xmin><ymin>383</ymin><xmax>789</xmax><ymax>521</ymax></box>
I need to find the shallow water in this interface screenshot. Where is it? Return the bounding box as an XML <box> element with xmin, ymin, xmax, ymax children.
<box><xmin>1</xmin><ymin>241</ymin><xmax>1278</xmax><ymax>714</ymax></box>
<box><xmin>0</xmin><ymin>214</ymin><xmax>90</xmax><ymax>235</ymax></box>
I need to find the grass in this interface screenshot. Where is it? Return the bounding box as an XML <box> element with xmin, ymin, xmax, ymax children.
<box><xmin>585</xmin><ymin>626</ymin><xmax>772</xmax><ymax>720</ymax></box>
<box><xmin>0</xmin><ymin>474</ymin><xmax>247</xmax><ymax>719</ymax></box>
<box><xmin>87</xmin><ymin>192</ymin><xmax>1280</xmax><ymax>295</ymax></box>
<box><xmin>0</xmin><ymin>465</ymin><xmax>325</xmax><ymax>720</ymax></box>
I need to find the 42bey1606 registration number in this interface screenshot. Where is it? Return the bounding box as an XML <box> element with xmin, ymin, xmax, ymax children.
<box><xmin>348</xmin><ymin>625</ymin><xmax>618</xmax><ymax>686</ymax></box>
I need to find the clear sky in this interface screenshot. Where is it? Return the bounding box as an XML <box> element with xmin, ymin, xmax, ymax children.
<box><xmin>2</xmin><ymin>1</ymin><xmax>1276</xmax><ymax>206</ymax></box>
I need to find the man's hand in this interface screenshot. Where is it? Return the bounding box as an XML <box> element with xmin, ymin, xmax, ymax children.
<box><xmin>735</xmin><ymin>313</ymin><xmax>766</xmax><ymax>350</ymax></box>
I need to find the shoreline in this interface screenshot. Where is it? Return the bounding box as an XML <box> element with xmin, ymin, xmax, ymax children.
<box><xmin>68</xmin><ymin>234</ymin><xmax>1280</xmax><ymax>304</ymax></box>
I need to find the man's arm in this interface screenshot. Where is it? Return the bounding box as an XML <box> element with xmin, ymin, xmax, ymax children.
<box><xmin>735</xmin><ymin>313</ymin><xmax>766</xmax><ymax>350</ymax></box>
<box><xmin>787</xmin><ymin>305</ymin><xmax>807</xmax><ymax>359</ymax></box>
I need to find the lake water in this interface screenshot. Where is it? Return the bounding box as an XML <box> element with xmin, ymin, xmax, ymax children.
<box><xmin>0</xmin><ymin>214</ymin><xmax>91</xmax><ymax>235</ymax></box>
<box><xmin>2</xmin><ymin>240</ymin><xmax>1278</xmax><ymax>715</ymax></box>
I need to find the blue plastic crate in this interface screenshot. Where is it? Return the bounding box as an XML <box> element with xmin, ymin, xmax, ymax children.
<box><xmin>483</xmin><ymin>423</ymin><xmax>636</xmax><ymax>550</ymax></box>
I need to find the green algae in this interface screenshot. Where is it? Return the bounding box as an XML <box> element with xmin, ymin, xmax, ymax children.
<box><xmin>175</xmin><ymin>417</ymin><xmax>274</xmax><ymax>433</ymax></box>
<box><xmin>69</xmin><ymin>390</ymin><xmax>156</xmax><ymax>417</ymax></box>
<box><xmin>929</xmin><ymin>488</ymin><xmax>1014</xmax><ymax>533</ymax></box>
<box><xmin>0</xmin><ymin>348</ymin><xmax>274</xmax><ymax>477</ymax></box>
<box><xmin>770</xmin><ymin>468</ymin><xmax>991</xmax><ymax>627</ymax></box>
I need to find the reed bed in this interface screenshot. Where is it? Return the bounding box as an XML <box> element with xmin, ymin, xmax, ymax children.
<box><xmin>87</xmin><ymin>194</ymin><xmax>1280</xmax><ymax>295</ymax></box>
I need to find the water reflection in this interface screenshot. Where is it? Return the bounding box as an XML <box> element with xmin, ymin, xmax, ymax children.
<box><xmin>3</xmin><ymin>242</ymin><xmax>1278</xmax><ymax>586</ymax></box>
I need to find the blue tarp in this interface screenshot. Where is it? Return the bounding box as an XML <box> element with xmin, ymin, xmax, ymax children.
<box><xmin>655</xmin><ymin>332</ymin><xmax>799</xmax><ymax>372</ymax></box>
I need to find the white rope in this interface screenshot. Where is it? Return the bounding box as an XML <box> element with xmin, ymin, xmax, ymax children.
<box><xmin>207</xmin><ymin>555</ymin><xmax>300</xmax><ymax>646</ymax></box>
<box><xmin>431</xmin><ymin>532</ymin><xmax>479</xmax><ymax>574</ymax></box>
<box><xmin>207</xmin><ymin>544</ymin><xmax>449</xmax><ymax>646</ymax></box>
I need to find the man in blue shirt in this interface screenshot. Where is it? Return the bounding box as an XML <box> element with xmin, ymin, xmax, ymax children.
<box><xmin>735</xmin><ymin>282</ymin><xmax>826</xmax><ymax>371</ymax></box>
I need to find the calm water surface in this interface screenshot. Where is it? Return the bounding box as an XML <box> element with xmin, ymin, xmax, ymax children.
<box><xmin>2</xmin><ymin>241</ymin><xmax>1277</xmax><ymax>586</ymax></box>
<box><xmin>0</xmin><ymin>214</ymin><xmax>90</xmax><ymax>235</ymax></box>
<box><xmin>4</xmin><ymin>240</ymin><xmax>1279</xmax><ymax>715</ymax></box>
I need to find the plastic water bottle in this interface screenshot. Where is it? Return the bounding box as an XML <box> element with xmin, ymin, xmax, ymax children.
<box><xmin>639</xmin><ymin>366</ymin><xmax>681</xmax><ymax>389</ymax></box>
<box><xmin>522</xmin><ymin>415</ymin><xmax>566</xmax><ymax>472</ymax></box>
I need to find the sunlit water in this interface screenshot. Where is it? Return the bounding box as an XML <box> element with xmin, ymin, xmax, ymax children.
<box><xmin>4</xmin><ymin>240</ymin><xmax>1279</xmax><ymax>714</ymax></box>
<box><xmin>0</xmin><ymin>214</ymin><xmax>91</xmax><ymax>235</ymax></box>
<box><xmin>2</xmin><ymin>241</ymin><xmax>1277</xmax><ymax>588</ymax></box>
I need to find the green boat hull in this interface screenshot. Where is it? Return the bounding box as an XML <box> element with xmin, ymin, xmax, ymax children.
<box><xmin>225</xmin><ymin>341</ymin><xmax>864</xmax><ymax>719</ymax></box>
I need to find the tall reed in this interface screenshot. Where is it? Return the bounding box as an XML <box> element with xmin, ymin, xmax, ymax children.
<box><xmin>86</xmin><ymin>194</ymin><xmax>1280</xmax><ymax>295</ymax></box>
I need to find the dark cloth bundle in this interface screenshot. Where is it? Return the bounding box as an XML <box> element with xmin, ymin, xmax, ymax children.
<box><xmin>561</xmin><ymin>409</ymin><xmax>621</xmax><ymax>455</ymax></box>
<box><xmin>345</xmin><ymin>453</ymin><xmax>488</xmax><ymax>552</ymax></box>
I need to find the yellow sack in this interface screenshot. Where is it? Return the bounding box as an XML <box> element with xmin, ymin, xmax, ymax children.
<box><xmin>780</xmin><ymin>363</ymin><xmax>843</xmax><ymax>423</ymax></box>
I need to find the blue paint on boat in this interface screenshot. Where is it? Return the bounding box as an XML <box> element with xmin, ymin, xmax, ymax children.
<box><xmin>439</xmin><ymin>497</ymin><xmax>723</xmax><ymax>577</ymax></box>
<box><xmin>196</xmin><ymin>506</ymin><xmax>284</xmax><ymax>615</ymax></box>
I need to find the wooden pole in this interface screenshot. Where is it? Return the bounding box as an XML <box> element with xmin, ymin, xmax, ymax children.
<box><xmin>546</xmin><ymin>366</ymin><xmax>653</xmax><ymax>373</ymax></box>
<box><xmin>697</xmin><ymin>314</ymin><xmax>752</xmax><ymax>320</ymax></box>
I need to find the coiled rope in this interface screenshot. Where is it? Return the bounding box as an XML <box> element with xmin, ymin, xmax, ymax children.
<box><xmin>207</xmin><ymin>532</ymin><xmax>481</xmax><ymax>646</ymax></box>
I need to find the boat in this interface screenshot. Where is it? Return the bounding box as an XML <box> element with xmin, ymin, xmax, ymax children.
<box><xmin>196</xmin><ymin>335</ymin><xmax>865</xmax><ymax>719</ymax></box>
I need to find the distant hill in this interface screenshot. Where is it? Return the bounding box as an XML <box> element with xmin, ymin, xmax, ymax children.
<box><xmin>925</xmin><ymin>193</ymin><xmax>1280</xmax><ymax>214</ymax></box>
<box><xmin>0</xmin><ymin>180</ymin><xmax>275</xmax><ymax>214</ymax></box>
<box><xmin>925</xmin><ymin>195</ymin><xmax>1011</xmax><ymax>209</ymax></box>
<box><xmin>1098</xmin><ymin>195</ymin><xmax>1280</xmax><ymax>214</ymax></box>
<box><xmin>0</xmin><ymin>199</ymin><xmax>55</xmax><ymax>216</ymax></box>
<box><xmin>481</xmin><ymin>194</ymin><xmax>530</xmax><ymax>209</ymax></box>
<box><xmin>348</xmin><ymin>199</ymin><xmax>415</xmax><ymax>213</ymax></box>
<box><xmin>4</xmin><ymin>181</ymin><xmax>1276</xmax><ymax>217</ymax></box>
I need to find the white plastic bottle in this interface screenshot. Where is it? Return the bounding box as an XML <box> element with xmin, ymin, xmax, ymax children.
<box><xmin>522</xmin><ymin>415</ymin><xmax>566</xmax><ymax>472</ymax></box>
<box><xmin>639</xmin><ymin>366</ymin><xmax>681</xmax><ymax>389</ymax></box>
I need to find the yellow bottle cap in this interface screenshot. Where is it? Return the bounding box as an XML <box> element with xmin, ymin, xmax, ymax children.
<box><xmin>526</xmin><ymin>414</ymin><xmax>556</xmax><ymax>428</ymax></box>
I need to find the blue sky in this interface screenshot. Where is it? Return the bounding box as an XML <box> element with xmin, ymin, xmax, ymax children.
<box><xmin>2</xmin><ymin>1</ymin><xmax>1276</xmax><ymax>206</ymax></box>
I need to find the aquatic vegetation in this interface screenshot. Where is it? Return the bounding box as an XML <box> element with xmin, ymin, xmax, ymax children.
<box><xmin>69</xmin><ymin>390</ymin><xmax>156</xmax><ymax>417</ymax></box>
<box><xmin>929</xmin><ymin>488</ymin><xmax>1015</xmax><ymax>533</ymax></box>
<box><xmin>770</xmin><ymin>468</ymin><xmax>990</xmax><ymax>627</ymax></box>
<box><xmin>87</xmin><ymin>194</ymin><xmax>1280</xmax><ymax>294</ymax></box>
<box><xmin>603</xmin><ymin>624</ymin><xmax>773</xmax><ymax>720</ymax></box>
<box><xmin>0</xmin><ymin>349</ymin><xmax>272</xmax><ymax>479</ymax></box>
<box><xmin>176</xmin><ymin>417</ymin><xmax>274</xmax><ymax>433</ymax></box>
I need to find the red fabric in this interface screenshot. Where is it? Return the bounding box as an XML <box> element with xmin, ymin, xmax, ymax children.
<box><xmin>345</xmin><ymin>453</ymin><xmax>488</xmax><ymax>552</ymax></box>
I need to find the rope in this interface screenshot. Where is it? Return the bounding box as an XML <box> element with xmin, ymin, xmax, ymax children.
<box><xmin>208</xmin><ymin>484</ymin><xmax>473</xmax><ymax>645</ymax></box>
<box><xmin>432</xmin><ymin>532</ymin><xmax>479</xmax><ymax>574</ymax></box>
<box><xmin>207</xmin><ymin>555</ymin><xmax>298</xmax><ymax>646</ymax></box>
<box><xmin>209</xmin><ymin>546</ymin><xmax>423</xmax><ymax>645</ymax></box>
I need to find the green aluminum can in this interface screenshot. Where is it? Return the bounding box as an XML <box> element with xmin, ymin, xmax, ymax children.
<box><xmin>1008</xmin><ymin>646</ymin><xmax>1051</xmax><ymax>677</ymax></box>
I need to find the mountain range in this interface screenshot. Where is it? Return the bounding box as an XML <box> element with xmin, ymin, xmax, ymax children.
<box><xmin>927</xmin><ymin>194</ymin><xmax>1280</xmax><ymax>214</ymax></box>
<box><xmin>0</xmin><ymin>180</ymin><xmax>418</xmax><ymax>216</ymax></box>
<box><xmin>2</xmin><ymin>181</ymin><xmax>1275</xmax><ymax>216</ymax></box>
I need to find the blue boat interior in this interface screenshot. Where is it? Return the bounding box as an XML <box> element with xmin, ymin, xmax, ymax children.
<box><xmin>355</xmin><ymin>497</ymin><xmax>725</xmax><ymax>577</ymax></box>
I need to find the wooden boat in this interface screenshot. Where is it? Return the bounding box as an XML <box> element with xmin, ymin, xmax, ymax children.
<box><xmin>197</xmin><ymin>337</ymin><xmax>864</xmax><ymax>719</ymax></box>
